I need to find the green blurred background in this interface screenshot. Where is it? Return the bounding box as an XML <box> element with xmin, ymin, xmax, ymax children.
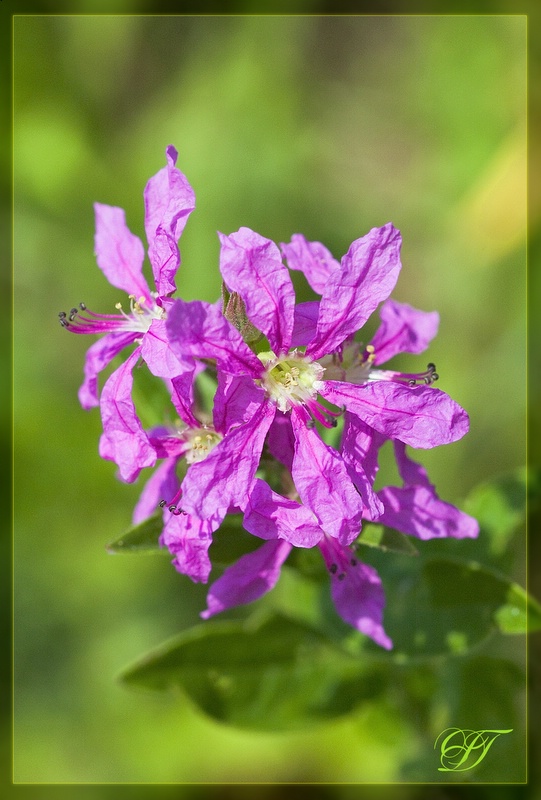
<box><xmin>13</xmin><ymin>9</ymin><xmax>529</xmax><ymax>785</ymax></box>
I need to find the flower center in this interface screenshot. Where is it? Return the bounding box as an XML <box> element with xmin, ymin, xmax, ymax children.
<box><xmin>258</xmin><ymin>351</ymin><xmax>325</xmax><ymax>413</ymax></box>
<box><xmin>258</xmin><ymin>351</ymin><xmax>341</xmax><ymax>428</ymax></box>
<box><xmin>184</xmin><ymin>428</ymin><xmax>222</xmax><ymax>464</ymax></box>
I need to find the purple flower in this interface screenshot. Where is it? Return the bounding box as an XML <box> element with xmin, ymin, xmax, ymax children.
<box><xmin>165</xmin><ymin>224</ymin><xmax>469</xmax><ymax>541</ymax></box>
<box><xmin>59</xmin><ymin>145</ymin><xmax>195</xmax><ymax>410</ymax></box>
<box><xmin>200</xmin><ymin>478</ymin><xmax>392</xmax><ymax>650</ymax></box>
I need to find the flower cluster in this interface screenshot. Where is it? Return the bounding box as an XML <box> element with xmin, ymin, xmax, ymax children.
<box><xmin>60</xmin><ymin>145</ymin><xmax>478</xmax><ymax>650</ymax></box>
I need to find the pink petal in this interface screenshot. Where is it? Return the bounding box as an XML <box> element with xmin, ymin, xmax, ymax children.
<box><xmin>377</xmin><ymin>485</ymin><xmax>480</xmax><ymax>540</ymax></box>
<box><xmin>99</xmin><ymin>348</ymin><xmax>157</xmax><ymax>482</ymax></box>
<box><xmin>243</xmin><ymin>479</ymin><xmax>323</xmax><ymax>548</ymax></box>
<box><xmin>132</xmin><ymin>457</ymin><xmax>179</xmax><ymax>525</ymax></box>
<box><xmin>290</xmin><ymin>409</ymin><xmax>364</xmax><ymax>546</ymax></box>
<box><xmin>370</xmin><ymin>299</ymin><xmax>439</xmax><ymax>366</ymax></box>
<box><xmin>281</xmin><ymin>234</ymin><xmax>340</xmax><ymax>294</ymax></box>
<box><xmin>78</xmin><ymin>331</ymin><xmax>137</xmax><ymax>409</ymax></box>
<box><xmin>144</xmin><ymin>145</ymin><xmax>196</xmax><ymax>296</ymax></box>
<box><xmin>219</xmin><ymin>227</ymin><xmax>295</xmax><ymax>355</ymax></box>
<box><xmin>307</xmin><ymin>223</ymin><xmax>402</xmax><ymax>360</ymax></box>
<box><xmin>166</xmin><ymin>298</ymin><xmax>263</xmax><ymax>377</ymax></box>
<box><xmin>201</xmin><ymin>539</ymin><xmax>292</xmax><ymax>619</ymax></box>
<box><xmin>94</xmin><ymin>203</ymin><xmax>150</xmax><ymax>301</ymax></box>
<box><xmin>160</xmin><ymin>511</ymin><xmax>222</xmax><ymax>584</ymax></box>
<box><xmin>318</xmin><ymin>536</ymin><xmax>393</xmax><ymax>650</ymax></box>
<box><xmin>322</xmin><ymin>380</ymin><xmax>470</xmax><ymax>449</ymax></box>
<box><xmin>179</xmin><ymin>400</ymin><xmax>276</xmax><ymax>519</ymax></box>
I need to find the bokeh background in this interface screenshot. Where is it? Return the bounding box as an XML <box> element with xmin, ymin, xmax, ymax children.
<box><xmin>13</xmin><ymin>8</ymin><xmax>532</xmax><ymax>786</ymax></box>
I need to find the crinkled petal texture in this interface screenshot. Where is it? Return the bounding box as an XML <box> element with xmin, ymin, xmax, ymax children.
<box><xmin>291</xmin><ymin>301</ymin><xmax>320</xmax><ymax>348</ymax></box>
<box><xmin>78</xmin><ymin>331</ymin><xmax>138</xmax><ymax>409</ymax></box>
<box><xmin>307</xmin><ymin>223</ymin><xmax>402</xmax><ymax>360</ymax></box>
<box><xmin>213</xmin><ymin>372</ymin><xmax>269</xmax><ymax>435</ymax></box>
<box><xmin>219</xmin><ymin>227</ymin><xmax>295</xmax><ymax>355</ymax></box>
<box><xmin>141</xmin><ymin>319</ymin><xmax>193</xmax><ymax>380</ymax></box>
<box><xmin>318</xmin><ymin>536</ymin><xmax>393</xmax><ymax>650</ymax></box>
<box><xmin>340</xmin><ymin>413</ymin><xmax>385</xmax><ymax>521</ymax></box>
<box><xmin>132</xmin><ymin>457</ymin><xmax>179</xmax><ymax>525</ymax></box>
<box><xmin>98</xmin><ymin>348</ymin><xmax>157</xmax><ymax>482</ymax></box>
<box><xmin>166</xmin><ymin>299</ymin><xmax>263</xmax><ymax>377</ymax></box>
<box><xmin>94</xmin><ymin>203</ymin><xmax>150</xmax><ymax>302</ymax></box>
<box><xmin>322</xmin><ymin>380</ymin><xmax>470</xmax><ymax>449</ymax></box>
<box><xmin>144</xmin><ymin>145</ymin><xmax>196</xmax><ymax>297</ymax></box>
<box><xmin>201</xmin><ymin>539</ymin><xmax>293</xmax><ymax>619</ymax></box>
<box><xmin>290</xmin><ymin>409</ymin><xmax>364</xmax><ymax>545</ymax></box>
<box><xmin>376</xmin><ymin>441</ymin><xmax>479</xmax><ymax>539</ymax></box>
<box><xmin>160</xmin><ymin>511</ymin><xmax>223</xmax><ymax>584</ymax></box>
<box><xmin>370</xmin><ymin>299</ymin><xmax>440</xmax><ymax>366</ymax></box>
<box><xmin>179</xmin><ymin>400</ymin><xmax>276</xmax><ymax>520</ymax></box>
<box><xmin>281</xmin><ymin>234</ymin><xmax>340</xmax><ymax>294</ymax></box>
<box><xmin>243</xmin><ymin>479</ymin><xmax>323</xmax><ymax>548</ymax></box>
<box><xmin>377</xmin><ymin>485</ymin><xmax>479</xmax><ymax>540</ymax></box>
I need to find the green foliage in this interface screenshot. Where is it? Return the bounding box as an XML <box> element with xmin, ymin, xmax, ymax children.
<box><xmin>113</xmin><ymin>468</ymin><xmax>535</xmax><ymax>736</ymax></box>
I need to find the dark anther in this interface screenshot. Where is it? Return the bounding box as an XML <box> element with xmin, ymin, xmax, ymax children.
<box><xmin>306</xmin><ymin>420</ymin><xmax>316</xmax><ymax>429</ymax></box>
<box><xmin>331</xmin><ymin>419</ymin><xmax>338</xmax><ymax>428</ymax></box>
<box><xmin>79</xmin><ymin>302</ymin><xmax>87</xmax><ymax>310</ymax></box>
<box><xmin>350</xmin><ymin>558</ymin><xmax>357</xmax><ymax>566</ymax></box>
<box><xmin>427</xmin><ymin>362</ymin><xmax>436</xmax><ymax>371</ymax></box>
<box><xmin>408</xmin><ymin>379</ymin><xmax>416</xmax><ymax>387</ymax></box>
<box><xmin>432</xmin><ymin>372</ymin><xmax>439</xmax><ymax>381</ymax></box>
<box><xmin>59</xmin><ymin>318</ymin><xmax>69</xmax><ymax>328</ymax></box>
<box><xmin>338</xmin><ymin>572</ymin><xmax>346</xmax><ymax>581</ymax></box>
<box><xmin>168</xmin><ymin>505</ymin><xmax>177</xmax><ymax>513</ymax></box>
<box><xmin>330</xmin><ymin>563</ymin><xmax>338</xmax><ymax>575</ymax></box>
<box><xmin>159</xmin><ymin>500</ymin><xmax>167</xmax><ymax>507</ymax></box>
<box><xmin>58</xmin><ymin>311</ymin><xmax>67</xmax><ymax>318</ymax></box>
<box><xmin>69</xmin><ymin>308</ymin><xmax>79</xmax><ymax>321</ymax></box>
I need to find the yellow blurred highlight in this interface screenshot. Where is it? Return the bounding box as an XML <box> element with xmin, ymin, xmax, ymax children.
<box><xmin>453</xmin><ymin>128</ymin><xmax>526</xmax><ymax>266</ymax></box>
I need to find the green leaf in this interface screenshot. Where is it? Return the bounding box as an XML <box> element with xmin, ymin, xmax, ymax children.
<box><xmin>118</xmin><ymin>613</ymin><xmax>388</xmax><ymax>731</ymax></box>
<box><xmin>208</xmin><ymin>515</ymin><xmax>261</xmax><ymax>565</ymax></box>
<box><xmin>422</xmin><ymin>558</ymin><xmax>541</xmax><ymax>637</ymax></box>
<box><xmin>463</xmin><ymin>469</ymin><xmax>526</xmax><ymax>557</ymax></box>
<box><xmin>106</xmin><ymin>512</ymin><xmax>165</xmax><ymax>554</ymax></box>
<box><xmin>356</xmin><ymin>523</ymin><xmax>419</xmax><ymax>556</ymax></box>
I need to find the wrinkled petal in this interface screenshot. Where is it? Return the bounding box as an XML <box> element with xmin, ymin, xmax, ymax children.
<box><xmin>376</xmin><ymin>441</ymin><xmax>480</xmax><ymax>539</ymax></box>
<box><xmin>318</xmin><ymin>536</ymin><xmax>393</xmax><ymax>650</ymax></box>
<box><xmin>307</xmin><ymin>224</ymin><xmax>402</xmax><ymax>360</ymax></box>
<box><xmin>94</xmin><ymin>203</ymin><xmax>150</xmax><ymax>301</ymax></box>
<box><xmin>144</xmin><ymin>145</ymin><xmax>196</xmax><ymax>296</ymax></box>
<box><xmin>322</xmin><ymin>380</ymin><xmax>470</xmax><ymax>449</ymax></box>
<box><xmin>281</xmin><ymin>234</ymin><xmax>340</xmax><ymax>294</ymax></box>
<box><xmin>377</xmin><ymin>484</ymin><xmax>479</xmax><ymax>540</ymax></box>
<box><xmin>290</xmin><ymin>408</ymin><xmax>364</xmax><ymax>545</ymax></box>
<box><xmin>160</xmin><ymin>511</ymin><xmax>223</xmax><ymax>583</ymax></box>
<box><xmin>219</xmin><ymin>227</ymin><xmax>295</xmax><ymax>355</ymax></box>
<box><xmin>370</xmin><ymin>299</ymin><xmax>440</xmax><ymax>366</ymax></box>
<box><xmin>340</xmin><ymin>413</ymin><xmax>385</xmax><ymax>521</ymax></box>
<box><xmin>180</xmin><ymin>399</ymin><xmax>276</xmax><ymax>519</ymax></box>
<box><xmin>132</xmin><ymin>457</ymin><xmax>179</xmax><ymax>525</ymax></box>
<box><xmin>265</xmin><ymin>410</ymin><xmax>295</xmax><ymax>473</ymax></box>
<box><xmin>393</xmin><ymin>439</ymin><xmax>432</xmax><ymax>487</ymax></box>
<box><xmin>140</xmin><ymin>318</ymin><xmax>192</xmax><ymax>379</ymax></box>
<box><xmin>170</xmin><ymin>368</ymin><xmax>200</xmax><ymax>429</ymax></box>
<box><xmin>201</xmin><ymin>539</ymin><xmax>292</xmax><ymax>619</ymax></box>
<box><xmin>213</xmin><ymin>371</ymin><xmax>269</xmax><ymax>435</ymax></box>
<box><xmin>243</xmin><ymin>479</ymin><xmax>323</xmax><ymax>548</ymax></box>
<box><xmin>166</xmin><ymin>298</ymin><xmax>263</xmax><ymax>376</ymax></box>
<box><xmin>78</xmin><ymin>331</ymin><xmax>137</xmax><ymax>409</ymax></box>
<box><xmin>290</xmin><ymin>301</ymin><xmax>320</xmax><ymax>348</ymax></box>
<box><xmin>99</xmin><ymin>348</ymin><xmax>157</xmax><ymax>482</ymax></box>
